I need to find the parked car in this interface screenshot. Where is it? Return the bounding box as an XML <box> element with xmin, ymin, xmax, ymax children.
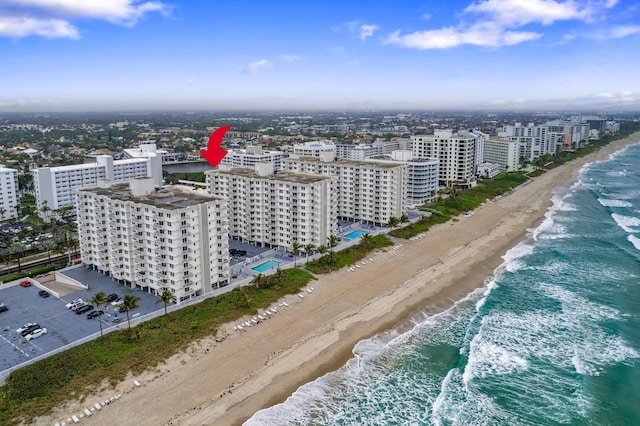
<box><xmin>106</xmin><ymin>293</ymin><xmax>119</xmax><ymax>303</ymax></box>
<box><xmin>87</xmin><ymin>310</ymin><xmax>104</xmax><ymax>319</ymax></box>
<box><xmin>111</xmin><ymin>316</ymin><xmax>123</xmax><ymax>323</ymax></box>
<box><xmin>16</xmin><ymin>322</ymin><xmax>39</xmax><ymax>335</ymax></box>
<box><xmin>20</xmin><ymin>280</ymin><xmax>31</xmax><ymax>287</ymax></box>
<box><xmin>66</xmin><ymin>299</ymin><xmax>84</xmax><ymax>309</ymax></box>
<box><xmin>75</xmin><ymin>305</ymin><xmax>93</xmax><ymax>315</ymax></box>
<box><xmin>20</xmin><ymin>324</ymin><xmax>41</xmax><ymax>337</ymax></box>
<box><xmin>25</xmin><ymin>328</ymin><xmax>47</xmax><ymax>341</ymax></box>
<box><xmin>111</xmin><ymin>298</ymin><xmax>124</xmax><ymax>307</ymax></box>
<box><xmin>0</xmin><ymin>304</ymin><xmax>8</xmax><ymax>313</ymax></box>
<box><xmin>38</xmin><ymin>290</ymin><xmax>51</xmax><ymax>298</ymax></box>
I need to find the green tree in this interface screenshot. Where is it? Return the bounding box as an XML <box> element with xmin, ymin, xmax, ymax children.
<box><xmin>328</xmin><ymin>234</ymin><xmax>339</xmax><ymax>249</ymax></box>
<box><xmin>304</xmin><ymin>244</ymin><xmax>316</xmax><ymax>263</ymax></box>
<box><xmin>387</xmin><ymin>216</ymin><xmax>400</xmax><ymax>228</ymax></box>
<box><xmin>292</xmin><ymin>241</ymin><xmax>302</xmax><ymax>267</ymax></box>
<box><xmin>156</xmin><ymin>289</ymin><xmax>176</xmax><ymax>315</ymax></box>
<box><xmin>400</xmin><ymin>213</ymin><xmax>409</xmax><ymax>223</ymax></box>
<box><xmin>120</xmin><ymin>294</ymin><xmax>141</xmax><ymax>331</ymax></box>
<box><xmin>90</xmin><ymin>292</ymin><xmax>107</xmax><ymax>338</ymax></box>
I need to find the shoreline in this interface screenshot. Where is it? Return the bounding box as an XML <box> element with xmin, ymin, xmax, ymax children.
<box><xmin>46</xmin><ymin>133</ymin><xmax>640</xmax><ymax>426</ymax></box>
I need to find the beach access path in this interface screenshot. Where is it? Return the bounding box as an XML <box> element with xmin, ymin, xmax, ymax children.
<box><xmin>40</xmin><ymin>134</ymin><xmax>640</xmax><ymax>426</ymax></box>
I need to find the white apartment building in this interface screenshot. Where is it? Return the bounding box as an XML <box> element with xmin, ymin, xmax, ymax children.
<box><xmin>220</xmin><ymin>145</ymin><xmax>286</xmax><ymax>170</ymax></box>
<box><xmin>497</xmin><ymin>123</ymin><xmax>563</xmax><ymax>161</ymax></box>
<box><xmin>292</xmin><ymin>140</ymin><xmax>337</xmax><ymax>158</ymax></box>
<box><xmin>32</xmin><ymin>154</ymin><xmax>162</xmax><ymax>212</ymax></box>
<box><xmin>367</xmin><ymin>151</ymin><xmax>439</xmax><ymax>207</ymax></box>
<box><xmin>483</xmin><ymin>139</ymin><xmax>520</xmax><ymax>173</ymax></box>
<box><xmin>282</xmin><ymin>153</ymin><xmax>407</xmax><ymax>225</ymax></box>
<box><xmin>0</xmin><ymin>166</ymin><xmax>19</xmax><ymax>220</ymax></box>
<box><xmin>76</xmin><ymin>178</ymin><xmax>229</xmax><ymax>302</ymax></box>
<box><xmin>411</xmin><ymin>130</ymin><xmax>477</xmax><ymax>188</ymax></box>
<box><xmin>207</xmin><ymin>163</ymin><xmax>337</xmax><ymax>250</ymax></box>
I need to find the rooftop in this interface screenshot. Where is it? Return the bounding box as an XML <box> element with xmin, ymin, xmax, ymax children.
<box><xmin>285</xmin><ymin>156</ymin><xmax>404</xmax><ymax>169</ymax></box>
<box><xmin>209</xmin><ymin>167</ymin><xmax>332</xmax><ymax>184</ymax></box>
<box><xmin>78</xmin><ymin>182</ymin><xmax>223</xmax><ymax>210</ymax></box>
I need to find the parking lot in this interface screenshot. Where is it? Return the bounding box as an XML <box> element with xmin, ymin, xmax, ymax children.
<box><xmin>0</xmin><ymin>266</ymin><xmax>162</xmax><ymax>373</ymax></box>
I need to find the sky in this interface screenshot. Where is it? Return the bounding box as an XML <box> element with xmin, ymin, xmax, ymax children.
<box><xmin>0</xmin><ymin>0</ymin><xmax>639</xmax><ymax>112</ymax></box>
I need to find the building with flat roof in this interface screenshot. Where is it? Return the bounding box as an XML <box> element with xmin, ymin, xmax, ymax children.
<box><xmin>0</xmin><ymin>166</ymin><xmax>19</xmax><ymax>220</ymax></box>
<box><xmin>32</xmin><ymin>153</ymin><xmax>161</xmax><ymax>212</ymax></box>
<box><xmin>367</xmin><ymin>151</ymin><xmax>439</xmax><ymax>207</ymax></box>
<box><xmin>483</xmin><ymin>139</ymin><xmax>520</xmax><ymax>173</ymax></box>
<box><xmin>411</xmin><ymin>130</ymin><xmax>477</xmax><ymax>188</ymax></box>
<box><xmin>76</xmin><ymin>178</ymin><xmax>229</xmax><ymax>302</ymax></box>
<box><xmin>282</xmin><ymin>153</ymin><xmax>407</xmax><ymax>225</ymax></box>
<box><xmin>207</xmin><ymin>163</ymin><xmax>337</xmax><ymax>251</ymax></box>
<box><xmin>292</xmin><ymin>140</ymin><xmax>337</xmax><ymax>158</ymax></box>
<box><xmin>220</xmin><ymin>145</ymin><xmax>286</xmax><ymax>170</ymax></box>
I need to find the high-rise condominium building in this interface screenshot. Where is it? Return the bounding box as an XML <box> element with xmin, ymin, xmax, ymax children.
<box><xmin>207</xmin><ymin>163</ymin><xmax>337</xmax><ymax>251</ymax></box>
<box><xmin>0</xmin><ymin>166</ymin><xmax>19</xmax><ymax>220</ymax></box>
<box><xmin>282</xmin><ymin>152</ymin><xmax>407</xmax><ymax>225</ymax></box>
<box><xmin>411</xmin><ymin>130</ymin><xmax>477</xmax><ymax>188</ymax></box>
<box><xmin>483</xmin><ymin>139</ymin><xmax>520</xmax><ymax>173</ymax></box>
<box><xmin>76</xmin><ymin>178</ymin><xmax>229</xmax><ymax>302</ymax></box>
<box><xmin>32</xmin><ymin>154</ymin><xmax>162</xmax><ymax>212</ymax></box>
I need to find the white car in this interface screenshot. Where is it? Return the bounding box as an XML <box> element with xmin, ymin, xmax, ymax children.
<box><xmin>66</xmin><ymin>299</ymin><xmax>84</xmax><ymax>309</ymax></box>
<box><xmin>25</xmin><ymin>327</ymin><xmax>47</xmax><ymax>341</ymax></box>
<box><xmin>16</xmin><ymin>322</ymin><xmax>38</xmax><ymax>334</ymax></box>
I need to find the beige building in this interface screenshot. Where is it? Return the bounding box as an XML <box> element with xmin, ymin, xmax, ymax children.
<box><xmin>282</xmin><ymin>152</ymin><xmax>407</xmax><ymax>225</ymax></box>
<box><xmin>76</xmin><ymin>178</ymin><xmax>230</xmax><ymax>302</ymax></box>
<box><xmin>411</xmin><ymin>130</ymin><xmax>477</xmax><ymax>188</ymax></box>
<box><xmin>207</xmin><ymin>163</ymin><xmax>337</xmax><ymax>250</ymax></box>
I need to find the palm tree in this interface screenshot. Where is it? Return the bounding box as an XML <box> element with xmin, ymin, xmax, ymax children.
<box><xmin>120</xmin><ymin>294</ymin><xmax>141</xmax><ymax>331</ymax></box>
<box><xmin>156</xmin><ymin>289</ymin><xmax>176</xmax><ymax>315</ymax></box>
<box><xmin>304</xmin><ymin>244</ymin><xmax>316</xmax><ymax>263</ymax></box>
<box><xmin>291</xmin><ymin>241</ymin><xmax>302</xmax><ymax>267</ymax></box>
<box><xmin>90</xmin><ymin>292</ymin><xmax>107</xmax><ymax>338</ymax></box>
<box><xmin>400</xmin><ymin>213</ymin><xmax>409</xmax><ymax>223</ymax></box>
<box><xmin>387</xmin><ymin>216</ymin><xmax>400</xmax><ymax>228</ymax></box>
<box><xmin>0</xmin><ymin>207</ymin><xmax>6</xmax><ymax>220</ymax></box>
<box><xmin>41</xmin><ymin>240</ymin><xmax>56</xmax><ymax>264</ymax></box>
<box><xmin>40</xmin><ymin>200</ymin><xmax>51</xmax><ymax>222</ymax></box>
<box><xmin>360</xmin><ymin>233</ymin><xmax>373</xmax><ymax>249</ymax></box>
<box><xmin>328</xmin><ymin>234</ymin><xmax>339</xmax><ymax>249</ymax></box>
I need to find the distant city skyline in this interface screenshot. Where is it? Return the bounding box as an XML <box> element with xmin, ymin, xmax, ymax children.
<box><xmin>1</xmin><ymin>0</ymin><xmax>639</xmax><ymax>112</ymax></box>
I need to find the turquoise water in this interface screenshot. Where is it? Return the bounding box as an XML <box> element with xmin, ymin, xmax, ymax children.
<box><xmin>252</xmin><ymin>260</ymin><xmax>281</xmax><ymax>273</ymax></box>
<box><xmin>345</xmin><ymin>230</ymin><xmax>367</xmax><ymax>239</ymax></box>
<box><xmin>246</xmin><ymin>142</ymin><xmax>640</xmax><ymax>425</ymax></box>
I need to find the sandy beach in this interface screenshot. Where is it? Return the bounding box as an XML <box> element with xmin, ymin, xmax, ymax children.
<box><xmin>44</xmin><ymin>134</ymin><xmax>640</xmax><ymax>426</ymax></box>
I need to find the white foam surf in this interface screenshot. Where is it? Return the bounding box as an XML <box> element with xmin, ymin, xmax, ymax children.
<box><xmin>611</xmin><ymin>213</ymin><xmax>640</xmax><ymax>233</ymax></box>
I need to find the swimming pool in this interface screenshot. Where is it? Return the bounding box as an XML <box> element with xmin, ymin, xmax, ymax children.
<box><xmin>345</xmin><ymin>229</ymin><xmax>367</xmax><ymax>239</ymax></box>
<box><xmin>252</xmin><ymin>259</ymin><xmax>281</xmax><ymax>273</ymax></box>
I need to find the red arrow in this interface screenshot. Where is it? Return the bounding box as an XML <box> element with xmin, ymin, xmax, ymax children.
<box><xmin>200</xmin><ymin>125</ymin><xmax>230</xmax><ymax>168</ymax></box>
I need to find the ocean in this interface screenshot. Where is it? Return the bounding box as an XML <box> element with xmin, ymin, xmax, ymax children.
<box><xmin>246</xmin><ymin>142</ymin><xmax>640</xmax><ymax>426</ymax></box>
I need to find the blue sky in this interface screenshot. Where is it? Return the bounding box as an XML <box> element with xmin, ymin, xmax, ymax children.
<box><xmin>1</xmin><ymin>0</ymin><xmax>639</xmax><ymax>112</ymax></box>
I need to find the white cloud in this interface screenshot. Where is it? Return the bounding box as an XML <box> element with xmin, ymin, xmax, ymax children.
<box><xmin>247</xmin><ymin>59</ymin><xmax>272</xmax><ymax>73</ymax></box>
<box><xmin>386</xmin><ymin>0</ymin><xmax>622</xmax><ymax>49</ymax></box>
<box><xmin>0</xmin><ymin>16</ymin><xmax>79</xmax><ymax>38</ymax></box>
<box><xmin>622</xmin><ymin>90</ymin><xmax>633</xmax><ymax>96</ymax></box>
<box><xmin>358</xmin><ymin>24</ymin><xmax>379</xmax><ymax>41</ymax></box>
<box><xmin>279</xmin><ymin>54</ymin><xmax>302</xmax><ymax>62</ymax></box>
<box><xmin>606</xmin><ymin>25</ymin><xmax>640</xmax><ymax>39</ymax></box>
<box><xmin>597</xmin><ymin>92</ymin><xmax>614</xmax><ymax>98</ymax></box>
<box><xmin>0</xmin><ymin>0</ymin><xmax>171</xmax><ymax>38</ymax></box>
<box><xmin>422</xmin><ymin>13</ymin><xmax>432</xmax><ymax>20</ymax></box>
<box><xmin>344</xmin><ymin>20</ymin><xmax>379</xmax><ymax>41</ymax></box>
<box><xmin>386</xmin><ymin>23</ymin><xmax>541</xmax><ymax>49</ymax></box>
